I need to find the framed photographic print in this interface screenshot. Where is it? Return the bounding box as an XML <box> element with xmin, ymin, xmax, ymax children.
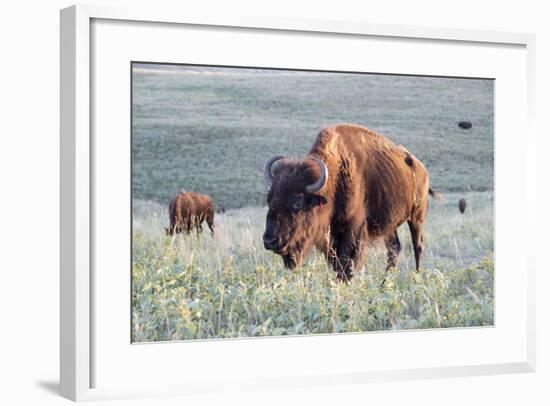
<box><xmin>60</xmin><ymin>4</ymin><xmax>536</xmax><ymax>402</ymax></box>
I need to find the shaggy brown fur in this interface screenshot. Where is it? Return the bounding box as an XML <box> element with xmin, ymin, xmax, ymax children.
<box><xmin>166</xmin><ymin>192</ymin><xmax>215</xmax><ymax>237</ymax></box>
<box><xmin>263</xmin><ymin>124</ymin><xmax>440</xmax><ymax>281</ymax></box>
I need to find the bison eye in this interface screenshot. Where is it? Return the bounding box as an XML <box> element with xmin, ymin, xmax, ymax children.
<box><xmin>293</xmin><ymin>197</ymin><xmax>304</xmax><ymax>211</ymax></box>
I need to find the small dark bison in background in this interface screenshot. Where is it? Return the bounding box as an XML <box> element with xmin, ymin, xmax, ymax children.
<box><xmin>166</xmin><ymin>191</ymin><xmax>215</xmax><ymax>237</ymax></box>
<box><xmin>458</xmin><ymin>121</ymin><xmax>472</xmax><ymax>130</ymax></box>
<box><xmin>458</xmin><ymin>198</ymin><xmax>467</xmax><ymax>214</ymax></box>
<box><xmin>263</xmin><ymin>123</ymin><xmax>441</xmax><ymax>281</ymax></box>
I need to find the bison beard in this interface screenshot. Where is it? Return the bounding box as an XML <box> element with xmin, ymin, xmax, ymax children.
<box><xmin>263</xmin><ymin>124</ymin><xmax>438</xmax><ymax>281</ymax></box>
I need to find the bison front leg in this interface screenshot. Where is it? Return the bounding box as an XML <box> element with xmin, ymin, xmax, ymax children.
<box><xmin>196</xmin><ymin>223</ymin><xmax>203</xmax><ymax>238</ymax></box>
<box><xmin>184</xmin><ymin>218</ymin><xmax>193</xmax><ymax>234</ymax></box>
<box><xmin>330</xmin><ymin>224</ymin><xmax>367</xmax><ymax>282</ymax></box>
<box><xmin>173</xmin><ymin>217</ymin><xmax>185</xmax><ymax>234</ymax></box>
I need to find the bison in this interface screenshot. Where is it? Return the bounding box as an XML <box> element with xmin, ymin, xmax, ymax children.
<box><xmin>458</xmin><ymin>121</ymin><xmax>472</xmax><ymax>130</ymax></box>
<box><xmin>262</xmin><ymin>124</ymin><xmax>440</xmax><ymax>281</ymax></box>
<box><xmin>166</xmin><ymin>191</ymin><xmax>215</xmax><ymax>237</ymax></box>
<box><xmin>458</xmin><ymin>198</ymin><xmax>467</xmax><ymax>214</ymax></box>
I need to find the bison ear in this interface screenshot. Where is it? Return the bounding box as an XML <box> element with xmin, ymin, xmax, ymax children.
<box><xmin>307</xmin><ymin>194</ymin><xmax>328</xmax><ymax>208</ymax></box>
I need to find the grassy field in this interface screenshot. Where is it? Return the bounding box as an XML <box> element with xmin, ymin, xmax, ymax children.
<box><xmin>131</xmin><ymin>65</ymin><xmax>494</xmax><ymax>342</ymax></box>
<box><xmin>132</xmin><ymin>192</ymin><xmax>493</xmax><ymax>342</ymax></box>
<box><xmin>132</xmin><ymin>65</ymin><xmax>494</xmax><ymax>208</ymax></box>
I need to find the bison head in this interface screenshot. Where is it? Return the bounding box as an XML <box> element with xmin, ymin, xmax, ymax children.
<box><xmin>262</xmin><ymin>155</ymin><xmax>329</xmax><ymax>269</ymax></box>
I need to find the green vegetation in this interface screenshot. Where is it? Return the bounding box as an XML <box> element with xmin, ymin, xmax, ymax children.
<box><xmin>132</xmin><ymin>192</ymin><xmax>494</xmax><ymax>342</ymax></box>
<box><xmin>132</xmin><ymin>66</ymin><xmax>494</xmax><ymax>208</ymax></box>
<box><xmin>131</xmin><ymin>66</ymin><xmax>495</xmax><ymax>342</ymax></box>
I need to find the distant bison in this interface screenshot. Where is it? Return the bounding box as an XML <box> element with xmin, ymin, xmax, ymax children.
<box><xmin>166</xmin><ymin>192</ymin><xmax>215</xmax><ymax>236</ymax></box>
<box><xmin>263</xmin><ymin>124</ymin><xmax>441</xmax><ymax>281</ymax></box>
<box><xmin>458</xmin><ymin>121</ymin><xmax>472</xmax><ymax>130</ymax></box>
<box><xmin>458</xmin><ymin>198</ymin><xmax>467</xmax><ymax>214</ymax></box>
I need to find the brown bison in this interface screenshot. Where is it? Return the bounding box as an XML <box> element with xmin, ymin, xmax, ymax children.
<box><xmin>166</xmin><ymin>191</ymin><xmax>215</xmax><ymax>237</ymax></box>
<box><xmin>262</xmin><ymin>124</ymin><xmax>440</xmax><ymax>281</ymax></box>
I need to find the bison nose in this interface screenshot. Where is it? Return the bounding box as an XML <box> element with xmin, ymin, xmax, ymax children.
<box><xmin>263</xmin><ymin>235</ymin><xmax>279</xmax><ymax>250</ymax></box>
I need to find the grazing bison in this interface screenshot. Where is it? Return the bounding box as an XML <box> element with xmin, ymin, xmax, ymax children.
<box><xmin>458</xmin><ymin>121</ymin><xmax>472</xmax><ymax>130</ymax></box>
<box><xmin>458</xmin><ymin>198</ymin><xmax>467</xmax><ymax>214</ymax></box>
<box><xmin>262</xmin><ymin>124</ymin><xmax>441</xmax><ymax>281</ymax></box>
<box><xmin>166</xmin><ymin>192</ymin><xmax>215</xmax><ymax>237</ymax></box>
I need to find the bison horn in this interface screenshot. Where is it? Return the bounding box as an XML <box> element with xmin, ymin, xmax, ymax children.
<box><xmin>264</xmin><ymin>155</ymin><xmax>285</xmax><ymax>186</ymax></box>
<box><xmin>306</xmin><ymin>156</ymin><xmax>328</xmax><ymax>193</ymax></box>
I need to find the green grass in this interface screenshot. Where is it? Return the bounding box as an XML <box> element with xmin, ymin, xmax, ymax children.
<box><xmin>132</xmin><ymin>67</ymin><xmax>494</xmax><ymax>208</ymax></box>
<box><xmin>131</xmin><ymin>66</ymin><xmax>494</xmax><ymax>342</ymax></box>
<box><xmin>132</xmin><ymin>192</ymin><xmax>494</xmax><ymax>342</ymax></box>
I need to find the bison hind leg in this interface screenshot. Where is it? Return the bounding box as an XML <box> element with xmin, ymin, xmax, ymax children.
<box><xmin>379</xmin><ymin>230</ymin><xmax>402</xmax><ymax>288</ymax></box>
<box><xmin>206</xmin><ymin>211</ymin><xmax>215</xmax><ymax>237</ymax></box>
<box><xmin>384</xmin><ymin>230</ymin><xmax>402</xmax><ymax>271</ymax></box>
<box><xmin>408</xmin><ymin>220</ymin><xmax>425</xmax><ymax>271</ymax></box>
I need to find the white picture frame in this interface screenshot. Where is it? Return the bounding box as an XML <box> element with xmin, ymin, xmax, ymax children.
<box><xmin>60</xmin><ymin>4</ymin><xmax>536</xmax><ymax>402</ymax></box>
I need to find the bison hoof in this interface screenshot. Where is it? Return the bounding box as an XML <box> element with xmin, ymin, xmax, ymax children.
<box><xmin>282</xmin><ymin>254</ymin><xmax>299</xmax><ymax>269</ymax></box>
<box><xmin>336</xmin><ymin>272</ymin><xmax>352</xmax><ymax>283</ymax></box>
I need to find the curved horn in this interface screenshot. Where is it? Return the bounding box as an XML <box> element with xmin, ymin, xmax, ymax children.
<box><xmin>306</xmin><ymin>156</ymin><xmax>329</xmax><ymax>193</ymax></box>
<box><xmin>263</xmin><ymin>155</ymin><xmax>284</xmax><ymax>186</ymax></box>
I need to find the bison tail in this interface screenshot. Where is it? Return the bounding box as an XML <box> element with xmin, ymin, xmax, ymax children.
<box><xmin>429</xmin><ymin>187</ymin><xmax>444</xmax><ymax>202</ymax></box>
